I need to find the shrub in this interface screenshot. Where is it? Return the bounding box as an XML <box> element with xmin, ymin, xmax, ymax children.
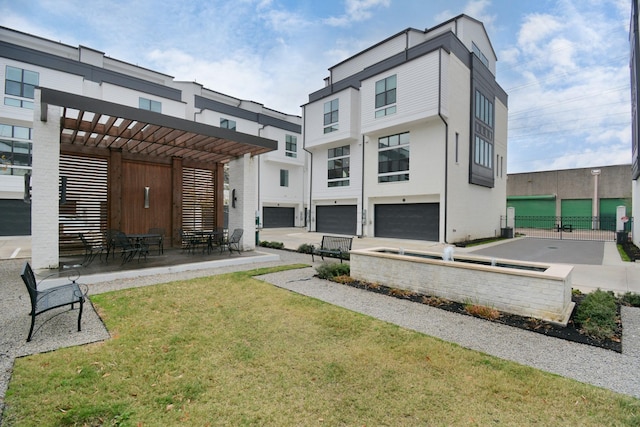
<box><xmin>297</xmin><ymin>243</ymin><xmax>314</xmax><ymax>254</ymax></box>
<box><xmin>259</xmin><ymin>241</ymin><xmax>284</xmax><ymax>249</ymax></box>
<box><xmin>464</xmin><ymin>303</ymin><xmax>500</xmax><ymax>321</ymax></box>
<box><xmin>574</xmin><ymin>289</ymin><xmax>618</xmax><ymax>339</ymax></box>
<box><xmin>621</xmin><ymin>292</ymin><xmax>640</xmax><ymax>307</ymax></box>
<box><xmin>316</xmin><ymin>262</ymin><xmax>350</xmax><ymax>280</ymax></box>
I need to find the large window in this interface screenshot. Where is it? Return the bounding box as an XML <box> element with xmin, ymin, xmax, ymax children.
<box><xmin>472</xmin><ymin>42</ymin><xmax>489</xmax><ymax>68</ymax></box>
<box><xmin>473</xmin><ymin>89</ymin><xmax>494</xmax><ymax>170</ymax></box>
<box><xmin>378</xmin><ymin>132</ymin><xmax>409</xmax><ymax>182</ymax></box>
<box><xmin>475</xmin><ymin>90</ymin><xmax>493</xmax><ymax>128</ymax></box>
<box><xmin>0</xmin><ymin>124</ymin><xmax>32</xmax><ymax>176</ymax></box>
<box><xmin>280</xmin><ymin>169</ymin><xmax>289</xmax><ymax>187</ymax></box>
<box><xmin>221</xmin><ymin>118</ymin><xmax>236</xmax><ymax>130</ymax></box>
<box><xmin>323</xmin><ymin>99</ymin><xmax>339</xmax><ymax>133</ymax></box>
<box><xmin>139</xmin><ymin>97</ymin><xmax>161</xmax><ymax>113</ymax></box>
<box><xmin>4</xmin><ymin>66</ymin><xmax>39</xmax><ymax>109</ymax></box>
<box><xmin>285</xmin><ymin>135</ymin><xmax>297</xmax><ymax>158</ymax></box>
<box><xmin>327</xmin><ymin>145</ymin><xmax>350</xmax><ymax>187</ymax></box>
<box><xmin>474</xmin><ymin>136</ymin><xmax>493</xmax><ymax>169</ymax></box>
<box><xmin>375</xmin><ymin>75</ymin><xmax>397</xmax><ymax>118</ymax></box>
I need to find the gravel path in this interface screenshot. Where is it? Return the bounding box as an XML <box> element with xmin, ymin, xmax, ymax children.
<box><xmin>1</xmin><ymin>250</ymin><xmax>639</xmax><ymax>424</ymax></box>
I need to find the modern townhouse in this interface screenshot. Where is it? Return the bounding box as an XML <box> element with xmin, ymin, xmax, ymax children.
<box><xmin>630</xmin><ymin>0</ymin><xmax>640</xmax><ymax>246</ymax></box>
<box><xmin>302</xmin><ymin>14</ymin><xmax>508</xmax><ymax>243</ymax></box>
<box><xmin>0</xmin><ymin>26</ymin><xmax>303</xmax><ymax>268</ymax></box>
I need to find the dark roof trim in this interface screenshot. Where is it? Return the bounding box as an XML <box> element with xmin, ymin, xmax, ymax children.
<box><xmin>307</xmin><ymin>30</ymin><xmax>507</xmax><ymax>107</ymax></box>
<box><xmin>1</xmin><ymin>40</ymin><xmax>182</xmax><ymax>102</ymax></box>
<box><xmin>40</xmin><ymin>87</ymin><xmax>278</xmax><ymax>151</ymax></box>
<box><xmin>195</xmin><ymin>96</ymin><xmax>302</xmax><ymax>134</ymax></box>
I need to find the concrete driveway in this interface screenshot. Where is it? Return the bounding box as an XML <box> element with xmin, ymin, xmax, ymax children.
<box><xmin>469</xmin><ymin>238</ymin><xmax>605</xmax><ymax>265</ymax></box>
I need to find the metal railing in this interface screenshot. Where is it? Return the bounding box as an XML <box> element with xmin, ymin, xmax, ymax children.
<box><xmin>500</xmin><ymin>216</ymin><xmax>633</xmax><ymax>241</ymax></box>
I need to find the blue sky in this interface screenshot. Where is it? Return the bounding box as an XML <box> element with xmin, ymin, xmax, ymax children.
<box><xmin>0</xmin><ymin>0</ymin><xmax>633</xmax><ymax>173</ymax></box>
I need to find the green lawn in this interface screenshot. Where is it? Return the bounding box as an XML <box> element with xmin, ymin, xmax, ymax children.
<box><xmin>4</xmin><ymin>266</ymin><xmax>639</xmax><ymax>426</ymax></box>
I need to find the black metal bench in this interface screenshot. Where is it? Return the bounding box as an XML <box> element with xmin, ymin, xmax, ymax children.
<box><xmin>20</xmin><ymin>262</ymin><xmax>86</xmax><ymax>342</ymax></box>
<box><xmin>312</xmin><ymin>235</ymin><xmax>353</xmax><ymax>263</ymax></box>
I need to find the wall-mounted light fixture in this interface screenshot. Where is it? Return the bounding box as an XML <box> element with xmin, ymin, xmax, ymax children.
<box><xmin>144</xmin><ymin>186</ymin><xmax>150</xmax><ymax>208</ymax></box>
<box><xmin>232</xmin><ymin>189</ymin><xmax>237</xmax><ymax>208</ymax></box>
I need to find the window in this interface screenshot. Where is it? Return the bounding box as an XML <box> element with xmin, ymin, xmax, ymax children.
<box><xmin>475</xmin><ymin>90</ymin><xmax>493</xmax><ymax>129</ymax></box>
<box><xmin>280</xmin><ymin>169</ymin><xmax>289</xmax><ymax>187</ymax></box>
<box><xmin>327</xmin><ymin>145</ymin><xmax>350</xmax><ymax>187</ymax></box>
<box><xmin>378</xmin><ymin>132</ymin><xmax>409</xmax><ymax>182</ymax></box>
<box><xmin>323</xmin><ymin>99</ymin><xmax>339</xmax><ymax>133</ymax></box>
<box><xmin>221</xmin><ymin>118</ymin><xmax>236</xmax><ymax>130</ymax></box>
<box><xmin>474</xmin><ymin>136</ymin><xmax>493</xmax><ymax>169</ymax></box>
<box><xmin>472</xmin><ymin>42</ymin><xmax>489</xmax><ymax>67</ymax></box>
<box><xmin>139</xmin><ymin>97</ymin><xmax>161</xmax><ymax>113</ymax></box>
<box><xmin>4</xmin><ymin>66</ymin><xmax>39</xmax><ymax>109</ymax></box>
<box><xmin>0</xmin><ymin>123</ymin><xmax>32</xmax><ymax>176</ymax></box>
<box><xmin>285</xmin><ymin>135</ymin><xmax>297</xmax><ymax>158</ymax></box>
<box><xmin>375</xmin><ymin>75</ymin><xmax>397</xmax><ymax>118</ymax></box>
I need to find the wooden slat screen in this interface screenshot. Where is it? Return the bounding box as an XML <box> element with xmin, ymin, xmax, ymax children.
<box><xmin>182</xmin><ymin>167</ymin><xmax>216</xmax><ymax>231</ymax></box>
<box><xmin>59</xmin><ymin>154</ymin><xmax>108</xmax><ymax>254</ymax></box>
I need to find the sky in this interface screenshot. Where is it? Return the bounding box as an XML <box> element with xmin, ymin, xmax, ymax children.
<box><xmin>0</xmin><ymin>0</ymin><xmax>633</xmax><ymax>173</ymax></box>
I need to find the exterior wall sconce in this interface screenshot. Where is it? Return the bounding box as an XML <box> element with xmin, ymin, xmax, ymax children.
<box><xmin>144</xmin><ymin>186</ymin><xmax>150</xmax><ymax>208</ymax></box>
<box><xmin>232</xmin><ymin>188</ymin><xmax>237</xmax><ymax>208</ymax></box>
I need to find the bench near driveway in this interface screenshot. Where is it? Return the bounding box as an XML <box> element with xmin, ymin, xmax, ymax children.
<box><xmin>312</xmin><ymin>235</ymin><xmax>353</xmax><ymax>263</ymax></box>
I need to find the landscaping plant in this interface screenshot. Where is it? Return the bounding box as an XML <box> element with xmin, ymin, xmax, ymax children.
<box><xmin>574</xmin><ymin>289</ymin><xmax>619</xmax><ymax>340</ymax></box>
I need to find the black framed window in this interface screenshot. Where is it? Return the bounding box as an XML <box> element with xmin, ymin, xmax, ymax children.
<box><xmin>139</xmin><ymin>97</ymin><xmax>162</xmax><ymax>113</ymax></box>
<box><xmin>285</xmin><ymin>135</ymin><xmax>297</xmax><ymax>158</ymax></box>
<box><xmin>378</xmin><ymin>132</ymin><xmax>409</xmax><ymax>182</ymax></box>
<box><xmin>280</xmin><ymin>169</ymin><xmax>289</xmax><ymax>187</ymax></box>
<box><xmin>221</xmin><ymin>118</ymin><xmax>236</xmax><ymax>130</ymax></box>
<box><xmin>323</xmin><ymin>99</ymin><xmax>339</xmax><ymax>133</ymax></box>
<box><xmin>327</xmin><ymin>145</ymin><xmax>350</xmax><ymax>187</ymax></box>
<box><xmin>375</xmin><ymin>75</ymin><xmax>397</xmax><ymax>117</ymax></box>
<box><xmin>4</xmin><ymin>66</ymin><xmax>39</xmax><ymax>109</ymax></box>
<box><xmin>0</xmin><ymin>123</ymin><xmax>32</xmax><ymax>176</ymax></box>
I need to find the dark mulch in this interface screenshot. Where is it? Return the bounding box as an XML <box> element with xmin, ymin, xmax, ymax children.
<box><xmin>620</xmin><ymin>241</ymin><xmax>640</xmax><ymax>261</ymax></box>
<box><xmin>335</xmin><ymin>279</ymin><xmax>622</xmax><ymax>353</ymax></box>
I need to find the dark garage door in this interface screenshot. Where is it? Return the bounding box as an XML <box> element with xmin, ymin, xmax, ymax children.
<box><xmin>375</xmin><ymin>203</ymin><xmax>439</xmax><ymax>241</ymax></box>
<box><xmin>316</xmin><ymin>205</ymin><xmax>357</xmax><ymax>235</ymax></box>
<box><xmin>0</xmin><ymin>199</ymin><xmax>31</xmax><ymax>236</ymax></box>
<box><xmin>263</xmin><ymin>207</ymin><xmax>295</xmax><ymax>228</ymax></box>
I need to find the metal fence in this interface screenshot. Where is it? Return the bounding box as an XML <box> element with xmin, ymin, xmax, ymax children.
<box><xmin>500</xmin><ymin>216</ymin><xmax>633</xmax><ymax>241</ymax></box>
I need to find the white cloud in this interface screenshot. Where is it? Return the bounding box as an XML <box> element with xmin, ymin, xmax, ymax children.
<box><xmin>324</xmin><ymin>0</ymin><xmax>390</xmax><ymax>27</ymax></box>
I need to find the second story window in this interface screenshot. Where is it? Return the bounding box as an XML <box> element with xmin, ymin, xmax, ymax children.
<box><xmin>4</xmin><ymin>66</ymin><xmax>39</xmax><ymax>109</ymax></box>
<box><xmin>323</xmin><ymin>99</ymin><xmax>339</xmax><ymax>133</ymax></box>
<box><xmin>0</xmin><ymin>123</ymin><xmax>32</xmax><ymax>176</ymax></box>
<box><xmin>327</xmin><ymin>145</ymin><xmax>350</xmax><ymax>187</ymax></box>
<box><xmin>375</xmin><ymin>74</ymin><xmax>396</xmax><ymax>118</ymax></box>
<box><xmin>139</xmin><ymin>97</ymin><xmax>161</xmax><ymax>113</ymax></box>
<box><xmin>378</xmin><ymin>131</ymin><xmax>409</xmax><ymax>183</ymax></box>
<box><xmin>280</xmin><ymin>169</ymin><xmax>289</xmax><ymax>187</ymax></box>
<box><xmin>285</xmin><ymin>135</ymin><xmax>297</xmax><ymax>158</ymax></box>
<box><xmin>221</xmin><ymin>118</ymin><xmax>236</xmax><ymax>130</ymax></box>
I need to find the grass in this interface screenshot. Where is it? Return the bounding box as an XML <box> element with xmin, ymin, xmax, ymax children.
<box><xmin>617</xmin><ymin>244</ymin><xmax>631</xmax><ymax>261</ymax></box>
<box><xmin>4</xmin><ymin>266</ymin><xmax>640</xmax><ymax>426</ymax></box>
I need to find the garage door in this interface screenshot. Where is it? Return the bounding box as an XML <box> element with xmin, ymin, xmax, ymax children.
<box><xmin>0</xmin><ymin>199</ymin><xmax>31</xmax><ymax>236</ymax></box>
<box><xmin>263</xmin><ymin>207</ymin><xmax>295</xmax><ymax>228</ymax></box>
<box><xmin>374</xmin><ymin>203</ymin><xmax>439</xmax><ymax>241</ymax></box>
<box><xmin>507</xmin><ymin>195</ymin><xmax>556</xmax><ymax>217</ymax></box>
<box><xmin>561</xmin><ymin>199</ymin><xmax>592</xmax><ymax>230</ymax></box>
<box><xmin>316</xmin><ymin>205</ymin><xmax>356</xmax><ymax>235</ymax></box>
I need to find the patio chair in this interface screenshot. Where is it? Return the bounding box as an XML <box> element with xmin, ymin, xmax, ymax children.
<box><xmin>78</xmin><ymin>232</ymin><xmax>106</xmax><ymax>266</ymax></box>
<box><xmin>147</xmin><ymin>227</ymin><xmax>165</xmax><ymax>255</ymax></box>
<box><xmin>20</xmin><ymin>262</ymin><xmax>86</xmax><ymax>342</ymax></box>
<box><xmin>112</xmin><ymin>231</ymin><xmax>141</xmax><ymax>263</ymax></box>
<box><xmin>222</xmin><ymin>228</ymin><xmax>243</xmax><ymax>255</ymax></box>
<box><xmin>103</xmin><ymin>229</ymin><xmax>120</xmax><ymax>260</ymax></box>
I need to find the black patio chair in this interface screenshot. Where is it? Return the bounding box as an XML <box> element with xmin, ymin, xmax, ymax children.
<box><xmin>78</xmin><ymin>232</ymin><xmax>106</xmax><ymax>266</ymax></box>
<box><xmin>147</xmin><ymin>228</ymin><xmax>165</xmax><ymax>255</ymax></box>
<box><xmin>20</xmin><ymin>262</ymin><xmax>86</xmax><ymax>342</ymax></box>
<box><xmin>112</xmin><ymin>231</ymin><xmax>141</xmax><ymax>264</ymax></box>
<box><xmin>222</xmin><ymin>228</ymin><xmax>243</xmax><ymax>255</ymax></box>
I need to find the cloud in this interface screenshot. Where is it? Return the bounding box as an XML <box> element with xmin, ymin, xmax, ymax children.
<box><xmin>324</xmin><ymin>0</ymin><xmax>390</xmax><ymax>27</ymax></box>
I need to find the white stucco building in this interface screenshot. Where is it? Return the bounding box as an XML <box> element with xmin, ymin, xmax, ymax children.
<box><xmin>302</xmin><ymin>14</ymin><xmax>508</xmax><ymax>244</ymax></box>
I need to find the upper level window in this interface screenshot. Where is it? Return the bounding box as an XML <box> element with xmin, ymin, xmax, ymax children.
<box><xmin>327</xmin><ymin>145</ymin><xmax>350</xmax><ymax>187</ymax></box>
<box><xmin>221</xmin><ymin>118</ymin><xmax>236</xmax><ymax>130</ymax></box>
<box><xmin>375</xmin><ymin>74</ymin><xmax>396</xmax><ymax>118</ymax></box>
<box><xmin>472</xmin><ymin>42</ymin><xmax>489</xmax><ymax>68</ymax></box>
<box><xmin>280</xmin><ymin>169</ymin><xmax>289</xmax><ymax>187</ymax></box>
<box><xmin>474</xmin><ymin>136</ymin><xmax>493</xmax><ymax>169</ymax></box>
<box><xmin>323</xmin><ymin>99</ymin><xmax>339</xmax><ymax>133</ymax></box>
<box><xmin>378</xmin><ymin>132</ymin><xmax>409</xmax><ymax>182</ymax></box>
<box><xmin>139</xmin><ymin>97</ymin><xmax>161</xmax><ymax>113</ymax></box>
<box><xmin>0</xmin><ymin>123</ymin><xmax>32</xmax><ymax>176</ymax></box>
<box><xmin>4</xmin><ymin>66</ymin><xmax>39</xmax><ymax>109</ymax></box>
<box><xmin>285</xmin><ymin>135</ymin><xmax>297</xmax><ymax>158</ymax></box>
<box><xmin>475</xmin><ymin>90</ymin><xmax>493</xmax><ymax>129</ymax></box>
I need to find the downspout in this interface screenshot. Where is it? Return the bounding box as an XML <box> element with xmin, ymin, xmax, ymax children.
<box><xmin>359</xmin><ymin>134</ymin><xmax>365</xmax><ymax>237</ymax></box>
<box><xmin>437</xmin><ymin>48</ymin><xmax>449</xmax><ymax>244</ymax></box>
<box><xmin>257</xmin><ymin>124</ymin><xmax>267</xmax><ymax>228</ymax></box>
<box><xmin>302</xmin><ymin>104</ymin><xmax>313</xmax><ymax>231</ymax></box>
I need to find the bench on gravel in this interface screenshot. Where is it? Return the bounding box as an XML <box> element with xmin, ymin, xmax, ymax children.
<box><xmin>312</xmin><ymin>235</ymin><xmax>353</xmax><ymax>263</ymax></box>
<box><xmin>20</xmin><ymin>262</ymin><xmax>87</xmax><ymax>342</ymax></box>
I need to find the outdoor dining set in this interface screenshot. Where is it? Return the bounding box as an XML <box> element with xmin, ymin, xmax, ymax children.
<box><xmin>78</xmin><ymin>227</ymin><xmax>243</xmax><ymax>266</ymax></box>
